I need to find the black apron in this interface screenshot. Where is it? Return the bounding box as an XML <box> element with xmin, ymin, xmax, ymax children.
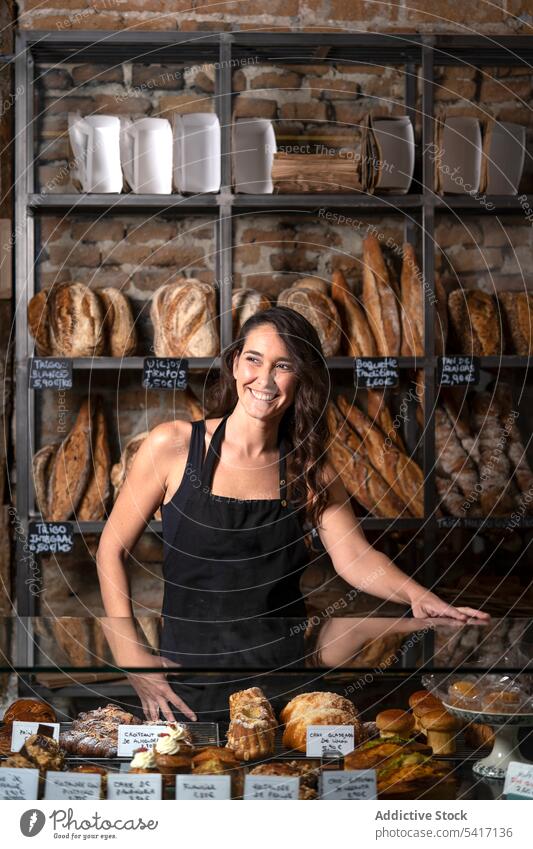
<box><xmin>159</xmin><ymin>413</ymin><xmax>311</xmax><ymax>721</ymax></box>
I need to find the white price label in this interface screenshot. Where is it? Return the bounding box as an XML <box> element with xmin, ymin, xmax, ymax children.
<box><xmin>321</xmin><ymin>769</ymin><xmax>377</xmax><ymax>799</ymax></box>
<box><xmin>11</xmin><ymin>722</ymin><xmax>60</xmax><ymax>752</ymax></box>
<box><xmin>0</xmin><ymin>768</ymin><xmax>39</xmax><ymax>800</ymax></box>
<box><xmin>176</xmin><ymin>775</ymin><xmax>231</xmax><ymax>800</ymax></box>
<box><xmin>107</xmin><ymin>773</ymin><xmax>162</xmax><ymax>800</ymax></box>
<box><xmin>243</xmin><ymin>775</ymin><xmax>299</xmax><ymax>800</ymax></box>
<box><xmin>504</xmin><ymin>761</ymin><xmax>533</xmax><ymax>799</ymax></box>
<box><xmin>306</xmin><ymin>725</ymin><xmax>355</xmax><ymax>757</ymax></box>
<box><xmin>117</xmin><ymin>725</ymin><xmax>169</xmax><ymax>757</ymax></box>
<box><xmin>44</xmin><ymin>771</ymin><xmax>101</xmax><ymax>800</ymax></box>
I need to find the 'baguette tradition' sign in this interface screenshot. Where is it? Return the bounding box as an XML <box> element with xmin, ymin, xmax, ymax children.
<box><xmin>354</xmin><ymin>357</ymin><xmax>399</xmax><ymax>388</ymax></box>
<box><xmin>143</xmin><ymin>357</ymin><xmax>188</xmax><ymax>390</ymax></box>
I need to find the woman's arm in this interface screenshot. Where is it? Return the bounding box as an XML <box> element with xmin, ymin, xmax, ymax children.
<box><xmin>317</xmin><ymin>465</ymin><xmax>490</xmax><ymax>622</ymax></box>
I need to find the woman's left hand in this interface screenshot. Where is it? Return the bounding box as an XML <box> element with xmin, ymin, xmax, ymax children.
<box><xmin>410</xmin><ymin>590</ymin><xmax>491</xmax><ymax>622</ymax></box>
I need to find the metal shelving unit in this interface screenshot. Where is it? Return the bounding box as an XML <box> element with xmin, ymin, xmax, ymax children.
<box><xmin>12</xmin><ymin>30</ymin><xmax>533</xmax><ymax>669</ymax></box>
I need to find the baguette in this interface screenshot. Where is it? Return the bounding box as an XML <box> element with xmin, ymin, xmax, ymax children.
<box><xmin>361</xmin><ymin>235</ymin><xmax>401</xmax><ymax>357</ymax></box>
<box><xmin>400</xmin><ymin>243</ymin><xmax>424</xmax><ymax>357</ymax></box>
<box><xmin>366</xmin><ymin>389</ymin><xmax>406</xmax><ymax>453</ymax></box>
<box><xmin>327</xmin><ymin>403</ymin><xmax>410</xmax><ymax>518</ymax></box>
<box><xmin>336</xmin><ymin>395</ymin><xmax>424</xmax><ymax>517</ymax></box>
<box><xmin>330</xmin><ymin>269</ymin><xmax>377</xmax><ymax>357</ymax></box>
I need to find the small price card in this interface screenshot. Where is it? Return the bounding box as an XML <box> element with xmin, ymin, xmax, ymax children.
<box><xmin>354</xmin><ymin>357</ymin><xmax>399</xmax><ymax>388</ymax></box>
<box><xmin>143</xmin><ymin>357</ymin><xmax>188</xmax><ymax>390</ymax></box>
<box><xmin>44</xmin><ymin>771</ymin><xmax>101</xmax><ymax>800</ymax></box>
<box><xmin>321</xmin><ymin>769</ymin><xmax>377</xmax><ymax>800</ymax></box>
<box><xmin>0</xmin><ymin>768</ymin><xmax>39</xmax><ymax>800</ymax></box>
<box><xmin>504</xmin><ymin>762</ymin><xmax>533</xmax><ymax>799</ymax></box>
<box><xmin>176</xmin><ymin>775</ymin><xmax>231</xmax><ymax>800</ymax></box>
<box><xmin>438</xmin><ymin>356</ymin><xmax>479</xmax><ymax>386</ymax></box>
<box><xmin>28</xmin><ymin>522</ymin><xmax>73</xmax><ymax>554</ymax></box>
<box><xmin>29</xmin><ymin>357</ymin><xmax>73</xmax><ymax>390</ymax></box>
<box><xmin>107</xmin><ymin>773</ymin><xmax>162</xmax><ymax>800</ymax></box>
<box><xmin>11</xmin><ymin>721</ymin><xmax>60</xmax><ymax>752</ymax></box>
<box><xmin>243</xmin><ymin>775</ymin><xmax>299</xmax><ymax>800</ymax></box>
<box><xmin>117</xmin><ymin>724</ymin><xmax>169</xmax><ymax>758</ymax></box>
<box><xmin>306</xmin><ymin>725</ymin><xmax>355</xmax><ymax>758</ymax></box>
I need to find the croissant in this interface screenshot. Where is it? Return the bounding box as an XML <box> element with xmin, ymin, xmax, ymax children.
<box><xmin>281</xmin><ymin>692</ymin><xmax>363</xmax><ymax>753</ymax></box>
<box><xmin>226</xmin><ymin>687</ymin><xmax>277</xmax><ymax>761</ymax></box>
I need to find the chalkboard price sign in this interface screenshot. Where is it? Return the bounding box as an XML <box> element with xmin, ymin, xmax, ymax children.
<box><xmin>29</xmin><ymin>357</ymin><xmax>73</xmax><ymax>390</ymax></box>
<box><xmin>143</xmin><ymin>358</ymin><xmax>188</xmax><ymax>390</ymax></box>
<box><xmin>354</xmin><ymin>357</ymin><xmax>399</xmax><ymax>388</ymax></box>
<box><xmin>438</xmin><ymin>356</ymin><xmax>479</xmax><ymax>386</ymax></box>
<box><xmin>28</xmin><ymin>522</ymin><xmax>73</xmax><ymax>554</ymax></box>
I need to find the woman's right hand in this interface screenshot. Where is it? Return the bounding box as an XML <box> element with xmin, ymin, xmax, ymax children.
<box><xmin>124</xmin><ymin>653</ymin><xmax>197</xmax><ymax>722</ymax></box>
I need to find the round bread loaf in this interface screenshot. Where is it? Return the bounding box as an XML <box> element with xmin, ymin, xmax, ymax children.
<box><xmin>3</xmin><ymin>698</ymin><xmax>57</xmax><ymax>726</ymax></box>
<box><xmin>232</xmin><ymin>288</ymin><xmax>271</xmax><ymax>338</ymax></box>
<box><xmin>277</xmin><ymin>288</ymin><xmax>341</xmax><ymax>356</ymax></box>
<box><xmin>290</xmin><ymin>276</ymin><xmax>329</xmax><ymax>295</ymax></box>
<box><xmin>96</xmin><ymin>287</ymin><xmax>138</xmax><ymax>357</ymax></box>
<box><xmin>151</xmin><ymin>278</ymin><xmax>219</xmax><ymax>357</ymax></box>
<box><xmin>49</xmin><ymin>282</ymin><xmax>105</xmax><ymax>357</ymax></box>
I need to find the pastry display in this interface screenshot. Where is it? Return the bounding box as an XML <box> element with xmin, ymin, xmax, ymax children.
<box><xmin>192</xmin><ymin>746</ymin><xmax>244</xmax><ymax>798</ymax></box>
<box><xmin>59</xmin><ymin>704</ymin><xmax>139</xmax><ymax>758</ymax></box>
<box><xmin>232</xmin><ymin>288</ymin><xmax>271</xmax><ymax>338</ymax></box>
<box><xmin>277</xmin><ymin>287</ymin><xmax>341</xmax><ymax>357</ymax></box>
<box><xmin>150</xmin><ymin>278</ymin><xmax>219</xmax><ymax>357</ymax></box>
<box><xmin>226</xmin><ymin>687</ymin><xmax>277</xmax><ymax>761</ymax></box>
<box><xmin>281</xmin><ymin>691</ymin><xmax>363</xmax><ymax>753</ymax></box>
<box><xmin>152</xmin><ymin>724</ymin><xmax>194</xmax><ymax>787</ymax></box>
<box><xmin>375</xmin><ymin>709</ymin><xmax>415</xmax><ymax>740</ymax></box>
<box><xmin>361</xmin><ymin>234</ymin><xmax>401</xmax><ymax>357</ymax></box>
<box><xmin>3</xmin><ymin>698</ymin><xmax>57</xmax><ymax>726</ymax></box>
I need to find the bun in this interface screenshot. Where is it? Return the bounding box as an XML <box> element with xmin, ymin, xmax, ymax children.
<box><xmin>277</xmin><ymin>287</ymin><xmax>341</xmax><ymax>356</ymax></box>
<box><xmin>151</xmin><ymin>278</ymin><xmax>219</xmax><ymax>357</ymax></box>
<box><xmin>3</xmin><ymin>698</ymin><xmax>57</xmax><ymax>725</ymax></box>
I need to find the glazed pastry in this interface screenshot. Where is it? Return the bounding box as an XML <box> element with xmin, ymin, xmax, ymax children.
<box><xmin>482</xmin><ymin>690</ymin><xmax>523</xmax><ymax>714</ymax></box>
<box><xmin>281</xmin><ymin>691</ymin><xmax>363</xmax><ymax>754</ymax></box>
<box><xmin>420</xmin><ymin>709</ymin><xmax>461</xmax><ymax>755</ymax></box>
<box><xmin>226</xmin><ymin>687</ymin><xmax>277</xmax><ymax>761</ymax></box>
<box><xmin>376</xmin><ymin>710</ymin><xmax>415</xmax><ymax>740</ymax></box>
<box><xmin>59</xmin><ymin>703</ymin><xmax>139</xmax><ymax>758</ymax></box>
<box><xmin>129</xmin><ymin>746</ymin><xmax>158</xmax><ymax>774</ymax></box>
<box><xmin>192</xmin><ymin>746</ymin><xmax>244</xmax><ymax>798</ymax></box>
<box><xmin>3</xmin><ymin>698</ymin><xmax>57</xmax><ymax>726</ymax></box>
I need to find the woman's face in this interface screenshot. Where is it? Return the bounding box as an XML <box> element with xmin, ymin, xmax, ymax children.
<box><xmin>232</xmin><ymin>324</ymin><xmax>297</xmax><ymax>421</ymax></box>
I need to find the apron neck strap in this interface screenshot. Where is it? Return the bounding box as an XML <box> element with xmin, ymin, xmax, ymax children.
<box><xmin>202</xmin><ymin>413</ymin><xmax>289</xmax><ymax>502</ymax></box>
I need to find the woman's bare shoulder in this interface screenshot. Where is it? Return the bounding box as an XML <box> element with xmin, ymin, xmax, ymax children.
<box><xmin>147</xmin><ymin>418</ymin><xmax>194</xmax><ymax>456</ymax></box>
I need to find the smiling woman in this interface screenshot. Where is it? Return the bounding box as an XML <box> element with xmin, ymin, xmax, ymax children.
<box><xmin>96</xmin><ymin>306</ymin><xmax>490</xmax><ymax>723</ymax></box>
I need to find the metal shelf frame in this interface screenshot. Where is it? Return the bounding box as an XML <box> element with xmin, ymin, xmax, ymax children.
<box><xmin>13</xmin><ymin>30</ymin><xmax>533</xmax><ymax>671</ymax></box>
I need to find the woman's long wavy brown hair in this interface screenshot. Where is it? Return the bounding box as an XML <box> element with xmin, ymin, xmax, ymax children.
<box><xmin>209</xmin><ymin>306</ymin><xmax>331</xmax><ymax>529</ymax></box>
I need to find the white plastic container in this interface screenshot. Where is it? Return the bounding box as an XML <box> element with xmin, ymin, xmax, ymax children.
<box><xmin>68</xmin><ymin>114</ymin><xmax>123</xmax><ymax>193</ymax></box>
<box><xmin>120</xmin><ymin>117</ymin><xmax>173</xmax><ymax>194</ymax></box>
<box><xmin>173</xmin><ymin>113</ymin><xmax>221</xmax><ymax>193</ymax></box>
<box><xmin>233</xmin><ymin>118</ymin><xmax>276</xmax><ymax>194</ymax></box>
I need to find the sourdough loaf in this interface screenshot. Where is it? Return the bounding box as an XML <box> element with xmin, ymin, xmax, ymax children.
<box><xmin>96</xmin><ymin>287</ymin><xmax>137</xmax><ymax>357</ymax></box>
<box><xmin>47</xmin><ymin>398</ymin><xmax>93</xmax><ymax>521</ymax></box>
<box><xmin>231</xmin><ymin>288</ymin><xmax>271</xmax><ymax>338</ymax></box>
<box><xmin>498</xmin><ymin>291</ymin><xmax>533</xmax><ymax>356</ymax></box>
<box><xmin>151</xmin><ymin>278</ymin><xmax>219</xmax><ymax>357</ymax></box>
<box><xmin>448</xmin><ymin>289</ymin><xmax>501</xmax><ymax>356</ymax></box>
<box><xmin>49</xmin><ymin>283</ymin><xmax>105</xmax><ymax>357</ymax></box>
<box><xmin>277</xmin><ymin>287</ymin><xmax>341</xmax><ymax>356</ymax></box>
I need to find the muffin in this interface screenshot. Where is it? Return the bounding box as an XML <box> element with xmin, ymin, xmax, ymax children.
<box><xmin>408</xmin><ymin>691</ymin><xmax>442</xmax><ymax>731</ymax></box>
<box><xmin>129</xmin><ymin>746</ymin><xmax>158</xmax><ymax>774</ymax></box>
<box><xmin>376</xmin><ymin>710</ymin><xmax>415</xmax><ymax>740</ymax></box>
<box><xmin>152</xmin><ymin>725</ymin><xmax>194</xmax><ymax>788</ymax></box>
<box><xmin>420</xmin><ymin>709</ymin><xmax>461</xmax><ymax>755</ymax></box>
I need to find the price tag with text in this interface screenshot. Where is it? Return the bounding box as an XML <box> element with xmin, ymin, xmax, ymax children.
<box><xmin>354</xmin><ymin>357</ymin><xmax>399</xmax><ymax>388</ymax></box>
<box><xmin>0</xmin><ymin>768</ymin><xmax>39</xmax><ymax>800</ymax></box>
<box><xmin>107</xmin><ymin>773</ymin><xmax>162</xmax><ymax>800</ymax></box>
<box><xmin>321</xmin><ymin>769</ymin><xmax>377</xmax><ymax>799</ymax></box>
<box><xmin>306</xmin><ymin>725</ymin><xmax>355</xmax><ymax>758</ymax></box>
<box><xmin>504</xmin><ymin>762</ymin><xmax>533</xmax><ymax>799</ymax></box>
<box><xmin>176</xmin><ymin>775</ymin><xmax>231</xmax><ymax>800</ymax></box>
<box><xmin>28</xmin><ymin>522</ymin><xmax>73</xmax><ymax>554</ymax></box>
<box><xmin>143</xmin><ymin>357</ymin><xmax>188</xmax><ymax>390</ymax></box>
<box><xmin>438</xmin><ymin>356</ymin><xmax>479</xmax><ymax>386</ymax></box>
<box><xmin>44</xmin><ymin>771</ymin><xmax>101</xmax><ymax>800</ymax></box>
<box><xmin>29</xmin><ymin>357</ymin><xmax>73</xmax><ymax>390</ymax></box>
<box><xmin>243</xmin><ymin>775</ymin><xmax>299</xmax><ymax>800</ymax></box>
<box><xmin>117</xmin><ymin>724</ymin><xmax>168</xmax><ymax>758</ymax></box>
<box><xmin>11</xmin><ymin>722</ymin><xmax>60</xmax><ymax>752</ymax></box>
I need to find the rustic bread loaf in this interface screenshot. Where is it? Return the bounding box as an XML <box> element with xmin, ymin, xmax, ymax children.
<box><xmin>28</xmin><ymin>289</ymin><xmax>53</xmax><ymax>356</ymax></box>
<box><xmin>49</xmin><ymin>282</ymin><xmax>105</xmax><ymax>357</ymax></box>
<box><xmin>32</xmin><ymin>443</ymin><xmax>58</xmax><ymax>519</ymax></box>
<box><xmin>78</xmin><ymin>396</ymin><xmax>111</xmax><ymax>521</ymax></box>
<box><xmin>277</xmin><ymin>287</ymin><xmax>341</xmax><ymax>356</ymax></box>
<box><xmin>471</xmin><ymin>391</ymin><xmax>515</xmax><ymax>515</ymax></box>
<box><xmin>330</xmin><ymin>269</ymin><xmax>377</xmax><ymax>357</ymax></box>
<box><xmin>400</xmin><ymin>243</ymin><xmax>424</xmax><ymax>356</ymax></box>
<box><xmin>448</xmin><ymin>288</ymin><xmax>501</xmax><ymax>356</ymax></box>
<box><xmin>493</xmin><ymin>383</ymin><xmax>533</xmax><ymax>512</ymax></box>
<box><xmin>96</xmin><ymin>287</ymin><xmax>138</xmax><ymax>357</ymax></box>
<box><xmin>435</xmin><ymin>406</ymin><xmax>479</xmax><ymax>500</ymax></box>
<box><xmin>47</xmin><ymin>397</ymin><xmax>93</xmax><ymax>521</ymax></box>
<box><xmin>231</xmin><ymin>288</ymin><xmax>271</xmax><ymax>338</ymax></box>
<box><xmin>498</xmin><ymin>291</ymin><xmax>533</xmax><ymax>356</ymax></box>
<box><xmin>151</xmin><ymin>278</ymin><xmax>219</xmax><ymax>357</ymax></box>
<box><xmin>290</xmin><ymin>276</ymin><xmax>329</xmax><ymax>295</ymax></box>
<box><xmin>436</xmin><ymin>475</ymin><xmax>473</xmax><ymax>518</ymax></box>
<box><xmin>361</xmin><ymin>235</ymin><xmax>401</xmax><ymax>356</ymax></box>
<box><xmin>440</xmin><ymin>389</ymin><xmax>480</xmax><ymax>466</ymax></box>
